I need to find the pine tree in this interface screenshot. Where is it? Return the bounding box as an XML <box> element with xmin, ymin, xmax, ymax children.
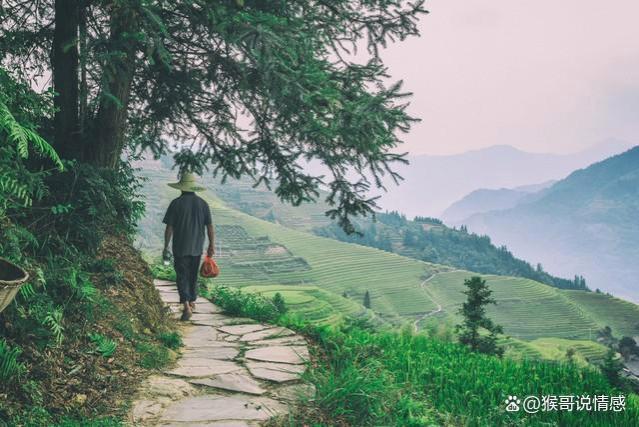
<box><xmin>600</xmin><ymin>348</ymin><xmax>624</xmax><ymax>387</ymax></box>
<box><xmin>1</xmin><ymin>0</ymin><xmax>427</xmax><ymax>233</ymax></box>
<box><xmin>271</xmin><ymin>292</ymin><xmax>287</xmax><ymax>315</ymax></box>
<box><xmin>363</xmin><ymin>290</ymin><xmax>371</xmax><ymax>309</ymax></box>
<box><xmin>455</xmin><ymin>276</ymin><xmax>504</xmax><ymax>356</ymax></box>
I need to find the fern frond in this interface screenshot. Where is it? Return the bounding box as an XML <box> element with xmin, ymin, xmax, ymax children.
<box><xmin>43</xmin><ymin>307</ymin><xmax>65</xmax><ymax>345</ymax></box>
<box><xmin>0</xmin><ymin>339</ymin><xmax>26</xmax><ymax>382</ymax></box>
<box><xmin>0</xmin><ymin>101</ymin><xmax>63</xmax><ymax>170</ymax></box>
<box><xmin>88</xmin><ymin>333</ymin><xmax>117</xmax><ymax>357</ymax></box>
<box><xmin>0</xmin><ymin>172</ymin><xmax>33</xmax><ymax>206</ymax></box>
<box><xmin>19</xmin><ymin>283</ymin><xmax>35</xmax><ymax>299</ymax></box>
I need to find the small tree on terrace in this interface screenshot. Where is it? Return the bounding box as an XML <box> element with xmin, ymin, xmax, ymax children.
<box><xmin>363</xmin><ymin>290</ymin><xmax>371</xmax><ymax>309</ymax></box>
<box><xmin>456</xmin><ymin>276</ymin><xmax>504</xmax><ymax>356</ymax></box>
<box><xmin>619</xmin><ymin>336</ymin><xmax>639</xmax><ymax>361</ymax></box>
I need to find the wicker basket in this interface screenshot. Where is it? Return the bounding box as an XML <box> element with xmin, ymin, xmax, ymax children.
<box><xmin>0</xmin><ymin>258</ymin><xmax>29</xmax><ymax>313</ymax></box>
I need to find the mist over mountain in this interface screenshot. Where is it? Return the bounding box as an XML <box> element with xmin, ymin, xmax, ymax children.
<box><xmin>441</xmin><ymin>180</ymin><xmax>555</xmax><ymax>223</ymax></box>
<box><xmin>462</xmin><ymin>146</ymin><xmax>639</xmax><ymax>301</ymax></box>
<box><xmin>375</xmin><ymin>139</ymin><xmax>634</xmax><ymax>218</ymax></box>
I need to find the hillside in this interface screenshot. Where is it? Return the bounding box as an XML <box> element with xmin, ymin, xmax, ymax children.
<box><xmin>314</xmin><ymin>211</ymin><xmax>583</xmax><ymax>290</ymax></box>
<box><xmin>463</xmin><ymin>146</ymin><xmax>639</xmax><ymax>301</ymax></box>
<box><xmin>441</xmin><ymin>180</ymin><xmax>554</xmax><ymax>223</ymax></box>
<box><xmin>136</xmin><ymin>168</ymin><xmax>639</xmax><ymax>362</ymax></box>
<box><xmin>141</xmin><ymin>158</ymin><xmax>583</xmax><ymax>291</ymax></box>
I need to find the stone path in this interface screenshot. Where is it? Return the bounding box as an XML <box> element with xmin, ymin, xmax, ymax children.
<box><xmin>129</xmin><ymin>280</ymin><xmax>313</xmax><ymax>426</ymax></box>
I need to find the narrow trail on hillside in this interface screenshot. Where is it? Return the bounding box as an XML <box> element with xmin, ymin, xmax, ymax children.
<box><xmin>413</xmin><ymin>270</ymin><xmax>461</xmax><ymax>332</ymax></box>
<box><xmin>130</xmin><ymin>279</ymin><xmax>313</xmax><ymax>426</ymax></box>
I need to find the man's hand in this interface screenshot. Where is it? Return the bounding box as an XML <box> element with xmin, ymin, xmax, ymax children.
<box><xmin>162</xmin><ymin>248</ymin><xmax>172</xmax><ymax>262</ymax></box>
<box><xmin>207</xmin><ymin>244</ymin><xmax>215</xmax><ymax>257</ymax></box>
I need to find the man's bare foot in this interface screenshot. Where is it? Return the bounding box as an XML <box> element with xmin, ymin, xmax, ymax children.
<box><xmin>181</xmin><ymin>302</ymin><xmax>192</xmax><ymax>321</ymax></box>
<box><xmin>180</xmin><ymin>308</ymin><xmax>192</xmax><ymax>321</ymax></box>
<box><xmin>189</xmin><ymin>302</ymin><xmax>196</xmax><ymax>312</ymax></box>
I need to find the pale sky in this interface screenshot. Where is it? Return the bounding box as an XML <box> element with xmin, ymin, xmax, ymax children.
<box><xmin>380</xmin><ymin>0</ymin><xmax>639</xmax><ymax>155</ymax></box>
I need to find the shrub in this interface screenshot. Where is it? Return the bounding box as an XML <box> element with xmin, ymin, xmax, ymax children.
<box><xmin>207</xmin><ymin>285</ymin><xmax>282</xmax><ymax>323</ymax></box>
<box><xmin>157</xmin><ymin>331</ymin><xmax>182</xmax><ymax>350</ymax></box>
<box><xmin>272</xmin><ymin>292</ymin><xmax>287</xmax><ymax>315</ymax></box>
<box><xmin>136</xmin><ymin>342</ymin><xmax>171</xmax><ymax>369</ymax></box>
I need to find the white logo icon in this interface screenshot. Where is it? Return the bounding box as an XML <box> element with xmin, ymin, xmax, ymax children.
<box><xmin>505</xmin><ymin>395</ymin><xmax>521</xmax><ymax>412</ymax></box>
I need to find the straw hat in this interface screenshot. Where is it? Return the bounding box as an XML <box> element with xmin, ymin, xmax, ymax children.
<box><xmin>167</xmin><ymin>172</ymin><xmax>206</xmax><ymax>192</ymax></box>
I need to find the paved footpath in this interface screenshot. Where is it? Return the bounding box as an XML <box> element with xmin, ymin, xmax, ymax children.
<box><xmin>129</xmin><ymin>279</ymin><xmax>314</xmax><ymax>426</ymax></box>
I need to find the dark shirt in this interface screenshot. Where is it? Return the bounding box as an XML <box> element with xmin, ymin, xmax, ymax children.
<box><xmin>162</xmin><ymin>192</ymin><xmax>212</xmax><ymax>256</ymax></box>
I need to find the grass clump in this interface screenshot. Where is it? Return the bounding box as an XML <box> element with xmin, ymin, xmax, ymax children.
<box><xmin>156</xmin><ymin>331</ymin><xmax>182</xmax><ymax>350</ymax></box>
<box><xmin>205</xmin><ymin>285</ymin><xmax>283</xmax><ymax>323</ymax></box>
<box><xmin>135</xmin><ymin>342</ymin><xmax>172</xmax><ymax>370</ymax></box>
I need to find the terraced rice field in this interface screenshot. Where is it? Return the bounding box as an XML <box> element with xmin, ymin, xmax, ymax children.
<box><xmin>562</xmin><ymin>291</ymin><xmax>639</xmax><ymax>338</ymax></box>
<box><xmin>425</xmin><ymin>271</ymin><xmax>605</xmax><ymax>340</ymax></box>
<box><xmin>206</xmin><ymin>194</ymin><xmax>441</xmax><ymax>323</ymax></box>
<box><xmin>209</xmin><ymin>176</ymin><xmax>331</xmax><ymax>232</ymax></box>
<box><xmin>500</xmin><ymin>336</ymin><xmax>609</xmax><ymax>365</ymax></box>
<box><xmin>241</xmin><ymin>285</ymin><xmax>366</xmax><ymax>326</ymax></box>
<box><xmin>136</xmin><ymin>168</ymin><xmax>639</xmax><ymax>352</ymax></box>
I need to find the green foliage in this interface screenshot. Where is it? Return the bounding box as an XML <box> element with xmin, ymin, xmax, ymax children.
<box><xmin>135</xmin><ymin>342</ymin><xmax>171</xmax><ymax>370</ymax></box>
<box><xmin>156</xmin><ymin>331</ymin><xmax>182</xmax><ymax>350</ymax></box>
<box><xmin>2</xmin><ymin>0</ymin><xmax>428</xmax><ymax>233</ymax></box>
<box><xmin>271</xmin><ymin>292</ymin><xmax>287</xmax><ymax>315</ymax></box>
<box><xmin>0</xmin><ymin>339</ymin><xmax>26</xmax><ymax>384</ymax></box>
<box><xmin>151</xmin><ymin>263</ymin><xmax>176</xmax><ymax>281</ymax></box>
<box><xmin>206</xmin><ymin>285</ymin><xmax>282</xmax><ymax>323</ymax></box>
<box><xmin>363</xmin><ymin>290</ymin><xmax>371</xmax><ymax>309</ymax></box>
<box><xmin>316</xmin><ymin>210</ymin><xmax>585</xmax><ymax>290</ymax></box>
<box><xmin>600</xmin><ymin>348</ymin><xmax>624</xmax><ymax>388</ymax></box>
<box><xmin>456</xmin><ymin>276</ymin><xmax>504</xmax><ymax>357</ymax></box>
<box><xmin>88</xmin><ymin>333</ymin><xmax>117</xmax><ymax>358</ymax></box>
<box><xmin>43</xmin><ymin>306</ymin><xmax>65</xmax><ymax>346</ymax></box>
<box><xmin>619</xmin><ymin>336</ymin><xmax>639</xmax><ymax>361</ymax></box>
<box><xmin>298</xmin><ymin>322</ymin><xmax>639</xmax><ymax>426</ymax></box>
<box><xmin>0</xmin><ymin>70</ymin><xmax>61</xmax><ymax>214</ymax></box>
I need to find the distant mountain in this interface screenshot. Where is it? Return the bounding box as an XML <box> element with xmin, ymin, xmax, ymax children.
<box><xmin>442</xmin><ymin>180</ymin><xmax>555</xmax><ymax>223</ymax></box>
<box><xmin>374</xmin><ymin>139</ymin><xmax>635</xmax><ymax>218</ymax></box>
<box><xmin>463</xmin><ymin>146</ymin><xmax>639</xmax><ymax>301</ymax></box>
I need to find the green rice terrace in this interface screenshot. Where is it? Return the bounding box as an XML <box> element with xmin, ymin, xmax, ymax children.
<box><xmin>137</xmin><ymin>169</ymin><xmax>639</xmax><ymax>363</ymax></box>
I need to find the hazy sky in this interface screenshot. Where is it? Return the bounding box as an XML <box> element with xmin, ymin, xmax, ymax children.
<box><xmin>380</xmin><ymin>0</ymin><xmax>639</xmax><ymax>156</ymax></box>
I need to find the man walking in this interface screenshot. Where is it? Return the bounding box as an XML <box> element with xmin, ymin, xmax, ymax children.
<box><xmin>162</xmin><ymin>172</ymin><xmax>215</xmax><ymax>321</ymax></box>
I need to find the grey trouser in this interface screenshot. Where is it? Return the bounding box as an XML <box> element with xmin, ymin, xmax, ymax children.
<box><xmin>174</xmin><ymin>255</ymin><xmax>201</xmax><ymax>303</ymax></box>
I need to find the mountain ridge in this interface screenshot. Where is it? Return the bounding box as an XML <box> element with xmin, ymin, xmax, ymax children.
<box><xmin>374</xmin><ymin>139</ymin><xmax>635</xmax><ymax>217</ymax></box>
<box><xmin>462</xmin><ymin>146</ymin><xmax>639</xmax><ymax>301</ymax></box>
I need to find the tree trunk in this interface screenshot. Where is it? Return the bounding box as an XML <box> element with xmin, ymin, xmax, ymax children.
<box><xmin>51</xmin><ymin>0</ymin><xmax>80</xmax><ymax>160</ymax></box>
<box><xmin>85</xmin><ymin>5</ymin><xmax>137</xmax><ymax>168</ymax></box>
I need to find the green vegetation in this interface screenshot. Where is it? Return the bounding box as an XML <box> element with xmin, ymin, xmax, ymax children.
<box><xmin>156</xmin><ymin>331</ymin><xmax>183</xmax><ymax>350</ymax></box>
<box><xmin>205</xmin><ymin>285</ymin><xmax>283</xmax><ymax>323</ymax></box>
<box><xmin>241</xmin><ymin>285</ymin><xmax>366</xmax><ymax>326</ymax></box>
<box><xmin>297</xmin><ymin>322</ymin><xmax>639</xmax><ymax>426</ymax></box>
<box><xmin>562</xmin><ymin>291</ymin><xmax>639</xmax><ymax>338</ymax></box>
<box><xmin>88</xmin><ymin>333</ymin><xmax>118</xmax><ymax>358</ymax></box>
<box><xmin>0</xmin><ymin>339</ymin><xmax>26</xmax><ymax>384</ymax></box>
<box><xmin>204</xmin><ymin>287</ymin><xmax>639</xmax><ymax>426</ymax></box>
<box><xmin>200</xmin><ymin>172</ymin><xmax>583</xmax><ymax>290</ymax></box>
<box><xmin>139</xmin><ymin>168</ymin><xmax>639</xmax><ymax>365</ymax></box>
<box><xmin>316</xmin><ymin>211</ymin><xmax>585</xmax><ymax>290</ymax></box>
<box><xmin>456</xmin><ymin>277</ymin><xmax>503</xmax><ymax>356</ymax></box>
